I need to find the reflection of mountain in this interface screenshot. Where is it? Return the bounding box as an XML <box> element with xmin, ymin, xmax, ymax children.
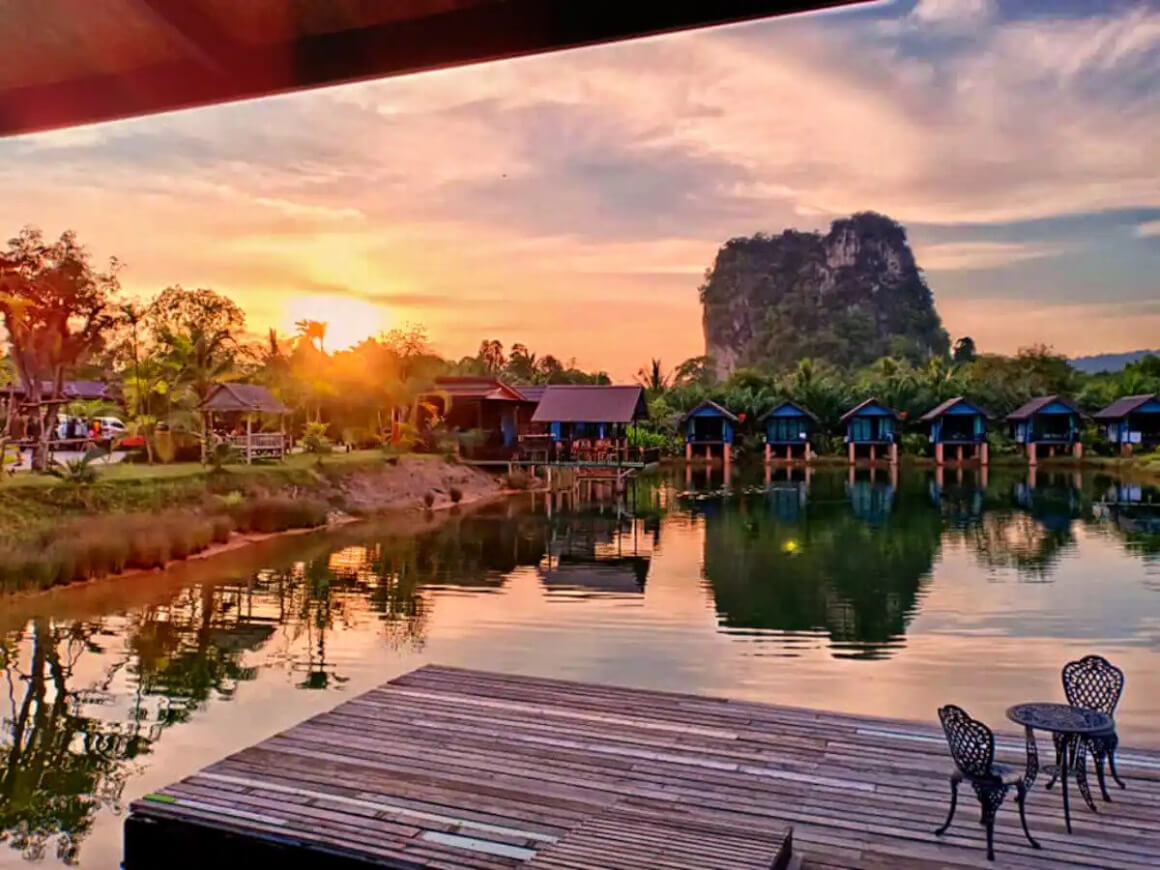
<box><xmin>703</xmin><ymin>475</ymin><xmax>938</xmax><ymax>659</ymax></box>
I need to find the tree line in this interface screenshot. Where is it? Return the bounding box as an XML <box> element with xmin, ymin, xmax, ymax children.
<box><xmin>0</xmin><ymin>227</ymin><xmax>610</xmax><ymax>468</ymax></box>
<box><xmin>636</xmin><ymin>347</ymin><xmax>1160</xmax><ymax>455</ymax></box>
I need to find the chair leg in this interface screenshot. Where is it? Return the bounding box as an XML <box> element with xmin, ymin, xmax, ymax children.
<box><xmin>1109</xmin><ymin>748</ymin><xmax>1127</xmax><ymax>790</ymax></box>
<box><xmin>1095</xmin><ymin>753</ymin><xmax>1112</xmax><ymax>802</ymax></box>
<box><xmin>935</xmin><ymin>776</ymin><xmax>960</xmax><ymax>836</ymax></box>
<box><xmin>1016</xmin><ymin>782</ymin><xmax>1041</xmax><ymax>849</ymax></box>
<box><xmin>985</xmin><ymin>813</ymin><xmax>996</xmax><ymax>862</ymax></box>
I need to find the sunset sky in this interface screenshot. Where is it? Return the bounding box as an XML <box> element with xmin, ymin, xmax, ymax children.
<box><xmin>0</xmin><ymin>0</ymin><xmax>1157</xmax><ymax>379</ymax></box>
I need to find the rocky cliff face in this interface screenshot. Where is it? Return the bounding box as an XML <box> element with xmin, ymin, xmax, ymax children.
<box><xmin>700</xmin><ymin>212</ymin><xmax>948</xmax><ymax>376</ymax></box>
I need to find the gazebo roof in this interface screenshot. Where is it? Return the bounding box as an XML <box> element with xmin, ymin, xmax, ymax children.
<box><xmin>201</xmin><ymin>383</ymin><xmax>288</xmax><ymax>413</ymax></box>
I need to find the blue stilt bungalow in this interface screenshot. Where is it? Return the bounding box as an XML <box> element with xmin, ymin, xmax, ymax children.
<box><xmin>761</xmin><ymin>400</ymin><xmax>818</xmax><ymax>462</ymax></box>
<box><xmin>1094</xmin><ymin>394</ymin><xmax>1160</xmax><ymax>456</ymax></box>
<box><xmin>919</xmin><ymin>397</ymin><xmax>989</xmax><ymax>465</ymax></box>
<box><xmin>1005</xmin><ymin>395</ymin><xmax>1083</xmax><ymax>463</ymax></box>
<box><xmin>840</xmin><ymin>398</ymin><xmax>899</xmax><ymax>464</ymax></box>
<box><xmin>679</xmin><ymin>400</ymin><xmax>738</xmax><ymax>463</ymax></box>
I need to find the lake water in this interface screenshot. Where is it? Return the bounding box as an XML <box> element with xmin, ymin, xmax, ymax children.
<box><xmin>1</xmin><ymin>465</ymin><xmax>1157</xmax><ymax>868</ymax></box>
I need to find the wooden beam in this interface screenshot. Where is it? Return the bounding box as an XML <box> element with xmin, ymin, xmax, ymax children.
<box><xmin>0</xmin><ymin>0</ymin><xmax>864</xmax><ymax>136</ymax></box>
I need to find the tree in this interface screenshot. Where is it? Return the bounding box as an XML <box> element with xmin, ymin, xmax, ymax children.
<box><xmin>294</xmin><ymin>319</ymin><xmax>328</xmax><ymax>353</ymax></box>
<box><xmin>952</xmin><ymin>336</ymin><xmax>977</xmax><ymax>364</ymax></box>
<box><xmin>636</xmin><ymin>358</ymin><xmax>669</xmax><ymax>393</ymax></box>
<box><xmin>476</xmin><ymin>339</ymin><xmax>505</xmax><ymax>375</ymax></box>
<box><xmin>0</xmin><ymin>228</ymin><xmax>119</xmax><ymax>469</ymax></box>
<box><xmin>147</xmin><ymin>286</ymin><xmax>244</xmax><ymax>344</ymax></box>
<box><xmin>673</xmin><ymin>356</ymin><xmax>715</xmax><ymax>388</ymax></box>
<box><xmin>506</xmin><ymin>343</ymin><xmax>538</xmax><ymax>383</ymax></box>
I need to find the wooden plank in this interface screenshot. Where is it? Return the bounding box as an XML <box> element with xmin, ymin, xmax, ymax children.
<box><xmin>126</xmin><ymin>665</ymin><xmax>1160</xmax><ymax>870</ymax></box>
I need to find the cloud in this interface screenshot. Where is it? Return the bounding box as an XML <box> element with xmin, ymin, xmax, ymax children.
<box><xmin>0</xmin><ymin>1</ymin><xmax>1156</xmax><ymax>376</ymax></box>
<box><xmin>915</xmin><ymin>240</ymin><xmax>1065</xmax><ymax>271</ymax></box>
<box><xmin>908</xmin><ymin>0</ymin><xmax>996</xmax><ymax>33</ymax></box>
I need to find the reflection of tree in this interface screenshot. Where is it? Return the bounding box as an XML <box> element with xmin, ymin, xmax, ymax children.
<box><xmin>0</xmin><ymin>619</ymin><xmax>148</xmax><ymax>865</ymax></box>
<box><xmin>703</xmin><ymin>477</ymin><xmax>939</xmax><ymax>659</ymax></box>
<box><xmin>129</xmin><ymin>584</ymin><xmax>261</xmax><ymax>724</ymax></box>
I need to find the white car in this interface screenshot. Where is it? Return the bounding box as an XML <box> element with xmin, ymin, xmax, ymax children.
<box><xmin>57</xmin><ymin>415</ymin><xmax>127</xmax><ymax>440</ymax></box>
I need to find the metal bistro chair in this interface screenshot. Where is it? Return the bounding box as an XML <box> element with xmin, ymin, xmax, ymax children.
<box><xmin>1050</xmin><ymin>655</ymin><xmax>1126</xmax><ymax>802</ymax></box>
<box><xmin>935</xmin><ymin>705</ymin><xmax>1038</xmax><ymax>861</ymax></box>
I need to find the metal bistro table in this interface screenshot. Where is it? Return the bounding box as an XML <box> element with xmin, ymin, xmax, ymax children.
<box><xmin>1007</xmin><ymin>702</ymin><xmax>1114</xmax><ymax>834</ymax></box>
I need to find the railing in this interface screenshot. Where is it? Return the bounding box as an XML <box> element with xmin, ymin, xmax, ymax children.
<box><xmin>225</xmin><ymin>433</ymin><xmax>285</xmax><ymax>454</ymax></box>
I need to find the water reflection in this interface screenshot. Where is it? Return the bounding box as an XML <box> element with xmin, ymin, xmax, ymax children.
<box><xmin>698</xmin><ymin>471</ymin><xmax>937</xmax><ymax>659</ymax></box>
<box><xmin>1</xmin><ymin>468</ymin><xmax>1158</xmax><ymax>867</ymax></box>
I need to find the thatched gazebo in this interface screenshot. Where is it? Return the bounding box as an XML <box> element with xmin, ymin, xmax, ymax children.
<box><xmin>201</xmin><ymin>384</ymin><xmax>289</xmax><ymax>463</ymax></box>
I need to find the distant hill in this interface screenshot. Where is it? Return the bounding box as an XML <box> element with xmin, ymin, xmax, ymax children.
<box><xmin>700</xmin><ymin>212</ymin><xmax>949</xmax><ymax>376</ymax></box>
<box><xmin>1070</xmin><ymin>350</ymin><xmax>1160</xmax><ymax>374</ymax></box>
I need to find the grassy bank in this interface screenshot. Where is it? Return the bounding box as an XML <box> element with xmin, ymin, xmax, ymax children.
<box><xmin>0</xmin><ymin>452</ymin><xmax>499</xmax><ymax>596</ymax></box>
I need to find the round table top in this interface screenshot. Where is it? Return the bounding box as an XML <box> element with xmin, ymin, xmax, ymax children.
<box><xmin>1006</xmin><ymin>702</ymin><xmax>1113</xmax><ymax>735</ymax></box>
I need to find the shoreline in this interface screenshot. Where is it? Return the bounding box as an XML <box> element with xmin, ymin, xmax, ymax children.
<box><xmin>0</xmin><ymin>483</ymin><xmax>519</xmax><ymax>609</ymax></box>
<box><xmin>0</xmin><ymin>455</ymin><xmax>513</xmax><ymax>601</ymax></box>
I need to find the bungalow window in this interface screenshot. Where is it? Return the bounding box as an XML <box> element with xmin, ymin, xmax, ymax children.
<box><xmin>768</xmin><ymin>418</ymin><xmax>804</xmax><ymax>442</ymax></box>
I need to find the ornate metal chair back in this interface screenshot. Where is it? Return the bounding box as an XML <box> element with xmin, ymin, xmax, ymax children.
<box><xmin>1062</xmin><ymin>655</ymin><xmax>1124</xmax><ymax>717</ymax></box>
<box><xmin>938</xmin><ymin>704</ymin><xmax>996</xmax><ymax>781</ymax></box>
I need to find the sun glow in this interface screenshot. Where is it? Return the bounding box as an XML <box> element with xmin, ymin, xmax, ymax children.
<box><xmin>281</xmin><ymin>294</ymin><xmax>392</xmax><ymax>350</ymax></box>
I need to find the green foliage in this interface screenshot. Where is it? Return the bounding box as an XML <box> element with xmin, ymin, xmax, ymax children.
<box><xmin>208</xmin><ymin>440</ymin><xmax>239</xmax><ymax>470</ymax></box>
<box><xmin>900</xmin><ymin>433</ymin><xmax>927</xmax><ymax>456</ymax></box>
<box><xmin>46</xmin><ymin>446</ymin><xmax>110</xmax><ymax>485</ymax></box>
<box><xmin>301</xmin><ymin>421</ymin><xmax>333</xmax><ymax>454</ymax></box>
<box><xmin>627</xmin><ymin>427</ymin><xmax>681</xmax><ymax>455</ymax></box>
<box><xmin>986</xmin><ymin>427</ymin><xmax>1018</xmax><ymax>457</ymax></box>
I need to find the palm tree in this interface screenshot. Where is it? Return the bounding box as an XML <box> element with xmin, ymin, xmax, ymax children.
<box><xmin>636</xmin><ymin>358</ymin><xmax>669</xmax><ymax>393</ymax></box>
<box><xmin>157</xmin><ymin>325</ymin><xmax>239</xmax><ymax>462</ymax></box>
<box><xmin>294</xmin><ymin>319</ymin><xmax>328</xmax><ymax>353</ymax></box>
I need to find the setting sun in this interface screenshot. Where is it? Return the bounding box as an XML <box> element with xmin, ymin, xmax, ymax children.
<box><xmin>281</xmin><ymin>293</ymin><xmax>392</xmax><ymax>350</ymax></box>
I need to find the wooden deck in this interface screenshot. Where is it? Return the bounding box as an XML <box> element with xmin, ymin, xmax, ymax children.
<box><xmin>125</xmin><ymin>666</ymin><xmax>1160</xmax><ymax>869</ymax></box>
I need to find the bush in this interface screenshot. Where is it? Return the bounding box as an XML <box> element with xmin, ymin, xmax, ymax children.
<box><xmin>302</xmin><ymin>422</ymin><xmax>333</xmax><ymax>455</ymax></box>
<box><xmin>211</xmin><ymin>514</ymin><xmax>234</xmax><ymax>544</ymax></box>
<box><xmin>423</xmin><ymin>491</ymin><xmax>436</xmax><ymax>509</ymax></box>
<box><xmin>900</xmin><ymin>433</ymin><xmax>927</xmax><ymax>456</ymax></box>
<box><xmin>231</xmin><ymin>496</ymin><xmax>329</xmax><ymax>534</ymax></box>
<box><xmin>986</xmin><ymin>428</ymin><xmax>1018</xmax><ymax>457</ymax></box>
<box><xmin>449</xmin><ymin>486</ymin><xmax>463</xmax><ymax>504</ymax></box>
<box><xmin>504</xmin><ymin>470</ymin><xmax>531</xmax><ymax>490</ymax></box>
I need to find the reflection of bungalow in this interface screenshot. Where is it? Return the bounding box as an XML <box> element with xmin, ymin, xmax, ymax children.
<box><xmin>202</xmin><ymin>384</ymin><xmax>289</xmax><ymax>462</ymax></box>
<box><xmin>920</xmin><ymin>397</ymin><xmax>989</xmax><ymax>465</ymax></box>
<box><xmin>1095</xmin><ymin>394</ymin><xmax>1160</xmax><ymax>456</ymax></box>
<box><xmin>679</xmin><ymin>400</ymin><xmax>738</xmax><ymax>463</ymax></box>
<box><xmin>531</xmin><ymin>385</ymin><xmax>647</xmax><ymax>461</ymax></box>
<box><xmin>840</xmin><ymin>398</ymin><xmax>899</xmax><ymax>464</ymax></box>
<box><xmin>762</xmin><ymin>400</ymin><xmax>817</xmax><ymax>463</ymax></box>
<box><xmin>1006</xmin><ymin>395</ymin><xmax>1083</xmax><ymax>464</ymax></box>
<box><xmin>425</xmin><ymin>377</ymin><xmax>536</xmax><ymax>458</ymax></box>
<box><xmin>539</xmin><ymin>555</ymin><xmax>649</xmax><ymax>595</ymax></box>
<box><xmin>848</xmin><ymin>480</ymin><xmax>895</xmax><ymax>524</ymax></box>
